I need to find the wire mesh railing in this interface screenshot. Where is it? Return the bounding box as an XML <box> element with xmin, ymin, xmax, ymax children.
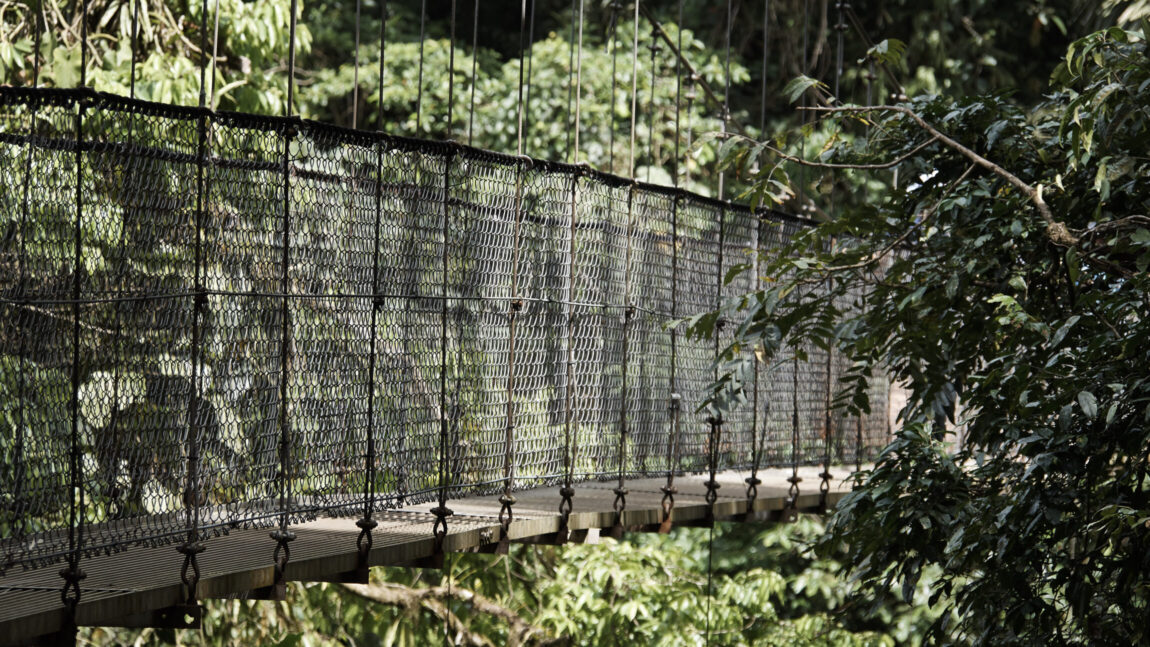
<box><xmin>0</xmin><ymin>86</ymin><xmax>888</xmax><ymax>573</ymax></box>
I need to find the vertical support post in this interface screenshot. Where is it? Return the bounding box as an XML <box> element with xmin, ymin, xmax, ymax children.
<box><xmin>12</xmin><ymin>23</ymin><xmax>41</xmax><ymax>548</ymax></box>
<box><xmin>498</xmin><ymin>157</ymin><xmax>528</xmax><ymax>554</ymax></box>
<box><xmin>819</xmin><ymin>282</ymin><xmax>834</xmax><ymax>511</ymax></box>
<box><xmin>176</xmin><ymin>0</ymin><xmax>215</xmax><ymax>611</ymax></box>
<box><xmin>745</xmin><ymin>214</ymin><xmax>763</xmax><ymax>509</ymax></box>
<box><xmin>704</xmin><ymin>203</ymin><xmax>725</xmax><ymax>524</ymax></box>
<box><xmin>784</xmin><ymin>352</ymin><xmax>801</xmax><ymax>521</ymax></box>
<box><xmin>356</xmin><ymin>135</ymin><xmax>386</xmax><ymax>581</ymax></box>
<box><xmin>175</xmin><ymin>93</ymin><xmax>210</xmax><ymax>624</ymax></box>
<box><xmin>609</xmin><ymin>183</ymin><xmax>637</xmax><ymax>540</ymax></box>
<box><xmin>430</xmin><ymin>147</ymin><xmax>457</xmax><ymax>564</ymax></box>
<box><xmin>60</xmin><ymin>87</ymin><xmax>90</xmax><ymax>646</ymax></box>
<box><xmin>557</xmin><ymin>170</ymin><xmax>579</xmax><ymax>544</ymax></box>
<box><xmin>659</xmin><ymin>195</ymin><xmax>681</xmax><ymax>534</ymax></box>
<box><xmin>270</xmin><ymin>0</ymin><xmax>301</xmax><ymax>598</ymax></box>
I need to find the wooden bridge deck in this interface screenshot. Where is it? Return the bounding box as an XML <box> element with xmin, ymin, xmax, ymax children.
<box><xmin>0</xmin><ymin>466</ymin><xmax>856</xmax><ymax>644</ymax></box>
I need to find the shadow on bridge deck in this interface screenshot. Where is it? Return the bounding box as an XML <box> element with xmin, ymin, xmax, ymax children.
<box><xmin>0</xmin><ymin>466</ymin><xmax>856</xmax><ymax>645</ymax></box>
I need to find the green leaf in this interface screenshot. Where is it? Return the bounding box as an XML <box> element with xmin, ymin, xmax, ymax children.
<box><xmin>1078</xmin><ymin>391</ymin><xmax>1098</xmax><ymax>419</ymax></box>
<box><xmin>866</xmin><ymin>39</ymin><xmax>908</xmax><ymax>67</ymax></box>
<box><xmin>782</xmin><ymin>75</ymin><xmax>824</xmax><ymax>104</ymax></box>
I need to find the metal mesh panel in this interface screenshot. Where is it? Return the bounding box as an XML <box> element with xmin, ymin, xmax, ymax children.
<box><xmin>676</xmin><ymin>197</ymin><xmax>721</xmax><ymax>474</ymax></box>
<box><xmin>0</xmin><ymin>87</ymin><xmax>891</xmax><ymax>572</ymax></box>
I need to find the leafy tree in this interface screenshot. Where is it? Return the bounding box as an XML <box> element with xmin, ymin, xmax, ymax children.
<box><xmin>699</xmin><ymin>21</ymin><xmax>1150</xmax><ymax>645</ymax></box>
<box><xmin>80</xmin><ymin>520</ymin><xmax>933</xmax><ymax>646</ymax></box>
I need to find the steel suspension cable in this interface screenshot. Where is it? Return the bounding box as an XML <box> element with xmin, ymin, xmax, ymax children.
<box><xmin>352</xmin><ymin>0</ymin><xmax>361</xmax><ymax>128</ymax></box>
<box><xmin>746</xmin><ymin>0</ymin><xmax>771</xmax><ymax>508</ymax></box>
<box><xmin>706</xmin><ymin>2</ymin><xmax>735</xmax><ymax>640</ymax></box>
<box><xmin>522</xmin><ymin>0</ymin><xmax>536</xmax><ymax>155</ymax></box>
<box><xmin>497</xmin><ymin>0</ymin><xmax>530</xmax><ymax>556</ymax></box>
<box><xmin>378</xmin><ymin>0</ymin><xmax>388</xmax><ymax>130</ymax></box>
<box><xmin>129</xmin><ymin>0</ymin><xmax>140</xmax><ymax>98</ymax></box>
<box><xmin>818</xmin><ymin>0</ymin><xmax>851</xmax><ymax>508</ymax></box>
<box><xmin>431</xmin><ymin>0</ymin><xmax>460</xmax><ymax>567</ymax></box>
<box><xmin>660</xmin><ymin>0</ymin><xmax>684</xmax><ymax>534</ymax></box>
<box><xmin>468</xmin><ymin>0</ymin><xmax>479</xmax><ymax>146</ymax></box>
<box><xmin>558</xmin><ymin>0</ymin><xmax>585</xmax><ymax>543</ymax></box>
<box><xmin>171</xmin><ymin>0</ymin><xmax>216</xmax><ymax>613</ymax></box>
<box><xmin>12</xmin><ymin>0</ymin><xmax>42</xmax><ymax>551</ymax></box>
<box><xmin>572</xmin><ymin>0</ymin><xmax>585</xmax><ymax>163</ymax></box>
<box><xmin>645</xmin><ymin>23</ymin><xmax>658</xmax><ymax>182</ymax></box>
<box><xmin>564</xmin><ymin>0</ymin><xmax>576</xmax><ymax>161</ymax></box>
<box><xmin>609</xmin><ymin>0</ymin><xmax>641</xmax><ymax>542</ymax></box>
<box><xmin>607</xmin><ymin>0</ymin><xmax>620</xmax><ymax>171</ymax></box>
<box><xmin>209</xmin><ymin>0</ymin><xmax>221</xmax><ymax>107</ymax></box>
<box><xmin>60</xmin><ymin>0</ymin><xmax>91</xmax><ymax>634</ymax></box>
<box><xmin>448</xmin><ymin>0</ymin><xmax>457</xmax><ymax>133</ymax></box>
<box><xmin>416</xmin><ymin>0</ymin><xmax>427</xmax><ymax>132</ymax></box>
<box><xmin>355</xmin><ymin>0</ymin><xmax>381</xmax><ymax>583</ymax></box>
<box><xmin>269</xmin><ymin>0</ymin><xmax>301</xmax><ymax>599</ymax></box>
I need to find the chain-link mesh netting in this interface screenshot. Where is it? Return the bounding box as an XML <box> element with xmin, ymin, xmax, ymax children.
<box><xmin>0</xmin><ymin>87</ymin><xmax>889</xmax><ymax>572</ymax></box>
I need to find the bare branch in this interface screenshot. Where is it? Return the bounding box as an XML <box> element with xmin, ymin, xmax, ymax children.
<box><xmin>343</xmin><ymin>582</ymin><xmax>567</xmax><ymax>647</ymax></box>
<box><xmin>816</xmin><ymin>164</ymin><xmax>978</xmax><ymax>274</ymax></box>
<box><xmin>724</xmin><ymin>132</ymin><xmax>941</xmax><ymax>170</ymax></box>
<box><xmin>804</xmin><ymin>105</ymin><xmax>1080</xmax><ymax>247</ymax></box>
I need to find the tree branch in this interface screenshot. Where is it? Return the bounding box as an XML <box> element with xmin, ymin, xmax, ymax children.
<box><xmin>725</xmin><ymin>131</ymin><xmax>941</xmax><ymax>170</ymax></box>
<box><xmin>804</xmin><ymin>105</ymin><xmax>1080</xmax><ymax>247</ymax></box>
<box><xmin>342</xmin><ymin>582</ymin><xmax>567</xmax><ymax>647</ymax></box>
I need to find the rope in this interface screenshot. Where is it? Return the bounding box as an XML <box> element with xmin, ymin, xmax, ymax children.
<box><xmin>416</xmin><ymin>0</ymin><xmax>427</xmax><ymax>133</ymax></box>
<box><xmin>468</xmin><ymin>0</ymin><xmax>479</xmax><ymax>146</ymax></box>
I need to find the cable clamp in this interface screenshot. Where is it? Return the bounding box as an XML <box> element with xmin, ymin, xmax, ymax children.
<box><xmin>669</xmin><ymin>392</ymin><xmax>681</xmax><ymax>410</ymax></box>
<box><xmin>510</xmin><ymin>298</ymin><xmax>523</xmax><ymax>312</ymax></box>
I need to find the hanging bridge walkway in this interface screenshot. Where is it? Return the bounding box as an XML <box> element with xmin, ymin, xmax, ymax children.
<box><xmin>0</xmin><ymin>86</ymin><xmax>888</xmax><ymax>644</ymax></box>
<box><xmin>0</xmin><ymin>0</ymin><xmax>896</xmax><ymax>640</ymax></box>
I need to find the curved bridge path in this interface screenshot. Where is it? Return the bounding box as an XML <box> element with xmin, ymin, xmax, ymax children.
<box><xmin>0</xmin><ymin>467</ymin><xmax>852</xmax><ymax>644</ymax></box>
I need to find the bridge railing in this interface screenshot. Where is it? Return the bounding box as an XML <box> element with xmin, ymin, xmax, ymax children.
<box><xmin>0</xmin><ymin>87</ymin><xmax>889</xmax><ymax>573</ymax></box>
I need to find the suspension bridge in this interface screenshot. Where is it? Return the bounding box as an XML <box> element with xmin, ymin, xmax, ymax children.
<box><xmin>0</xmin><ymin>0</ymin><xmax>889</xmax><ymax>644</ymax></box>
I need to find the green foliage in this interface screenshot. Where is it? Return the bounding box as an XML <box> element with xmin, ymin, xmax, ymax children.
<box><xmin>80</xmin><ymin>520</ymin><xmax>933</xmax><ymax>646</ymax></box>
<box><xmin>698</xmin><ymin>25</ymin><xmax>1150</xmax><ymax>645</ymax></box>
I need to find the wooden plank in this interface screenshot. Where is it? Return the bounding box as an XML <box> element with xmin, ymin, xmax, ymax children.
<box><xmin>0</xmin><ymin>466</ymin><xmax>858</xmax><ymax>645</ymax></box>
